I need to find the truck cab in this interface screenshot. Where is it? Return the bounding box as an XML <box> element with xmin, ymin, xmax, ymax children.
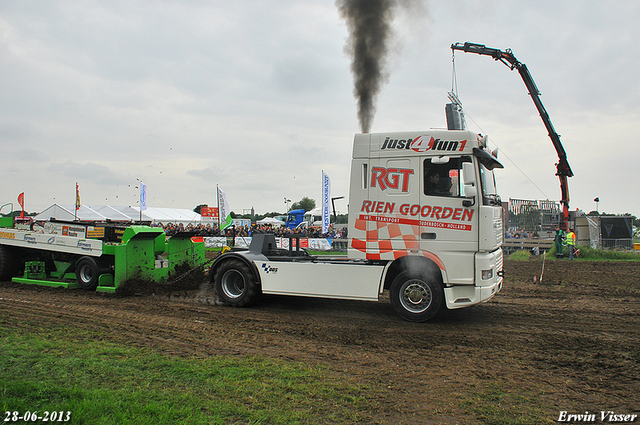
<box><xmin>302</xmin><ymin>208</ymin><xmax>323</xmax><ymax>228</ymax></box>
<box><xmin>347</xmin><ymin>130</ymin><xmax>504</xmax><ymax>311</ymax></box>
<box><xmin>285</xmin><ymin>209</ymin><xmax>305</xmax><ymax>230</ymax></box>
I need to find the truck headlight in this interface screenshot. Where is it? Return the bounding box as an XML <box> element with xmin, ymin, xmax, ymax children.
<box><xmin>482</xmin><ymin>269</ymin><xmax>493</xmax><ymax>280</ymax></box>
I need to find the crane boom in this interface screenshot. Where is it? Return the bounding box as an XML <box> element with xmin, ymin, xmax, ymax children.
<box><xmin>451</xmin><ymin>41</ymin><xmax>573</xmax><ymax>230</ymax></box>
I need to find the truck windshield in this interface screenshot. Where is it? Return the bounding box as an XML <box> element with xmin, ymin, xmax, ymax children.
<box><xmin>479</xmin><ymin>164</ymin><xmax>501</xmax><ymax>206</ymax></box>
<box><xmin>423</xmin><ymin>156</ymin><xmax>471</xmax><ymax>197</ymax></box>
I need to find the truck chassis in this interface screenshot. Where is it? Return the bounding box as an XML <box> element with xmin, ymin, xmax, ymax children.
<box><xmin>210</xmin><ymin>234</ymin><xmax>501</xmax><ymax>322</ymax></box>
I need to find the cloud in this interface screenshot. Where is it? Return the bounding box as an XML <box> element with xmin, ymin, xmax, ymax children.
<box><xmin>46</xmin><ymin>160</ymin><xmax>129</xmax><ymax>186</ymax></box>
<box><xmin>0</xmin><ymin>0</ymin><xmax>639</xmax><ymax>216</ymax></box>
<box><xmin>186</xmin><ymin>167</ymin><xmax>220</xmax><ymax>181</ymax></box>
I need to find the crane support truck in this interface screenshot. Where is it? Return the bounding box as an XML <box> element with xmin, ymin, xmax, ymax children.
<box><xmin>0</xmin><ymin>211</ymin><xmax>205</xmax><ymax>292</ymax></box>
<box><xmin>210</xmin><ymin>110</ymin><xmax>505</xmax><ymax>322</ymax></box>
<box><xmin>451</xmin><ymin>41</ymin><xmax>574</xmax><ymax>230</ymax></box>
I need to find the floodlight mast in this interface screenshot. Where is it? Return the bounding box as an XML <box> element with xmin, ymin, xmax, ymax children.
<box><xmin>451</xmin><ymin>41</ymin><xmax>573</xmax><ymax>230</ymax></box>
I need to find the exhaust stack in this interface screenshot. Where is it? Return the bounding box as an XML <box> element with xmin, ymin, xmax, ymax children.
<box><xmin>445</xmin><ymin>92</ymin><xmax>466</xmax><ymax>130</ymax></box>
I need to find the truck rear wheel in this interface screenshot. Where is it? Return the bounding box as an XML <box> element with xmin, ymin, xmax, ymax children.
<box><xmin>75</xmin><ymin>256</ymin><xmax>100</xmax><ymax>290</ymax></box>
<box><xmin>214</xmin><ymin>259</ymin><xmax>259</xmax><ymax>307</ymax></box>
<box><xmin>390</xmin><ymin>271</ymin><xmax>443</xmax><ymax>322</ymax></box>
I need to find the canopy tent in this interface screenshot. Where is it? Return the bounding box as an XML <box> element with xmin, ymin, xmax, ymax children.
<box><xmin>35</xmin><ymin>204</ymin><xmax>202</xmax><ymax>225</ymax></box>
<box><xmin>135</xmin><ymin>206</ymin><xmax>201</xmax><ymax>225</ymax></box>
<box><xmin>257</xmin><ymin>217</ymin><xmax>284</xmax><ymax>226</ymax></box>
<box><xmin>35</xmin><ymin>204</ymin><xmax>108</xmax><ymax>222</ymax></box>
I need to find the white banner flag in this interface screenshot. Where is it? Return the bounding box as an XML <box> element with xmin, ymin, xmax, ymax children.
<box><xmin>218</xmin><ymin>187</ymin><xmax>233</xmax><ymax>230</ymax></box>
<box><xmin>322</xmin><ymin>171</ymin><xmax>330</xmax><ymax>235</ymax></box>
<box><xmin>140</xmin><ymin>183</ymin><xmax>147</xmax><ymax>211</ymax></box>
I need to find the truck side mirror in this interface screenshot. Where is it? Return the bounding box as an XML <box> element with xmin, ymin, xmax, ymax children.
<box><xmin>462</xmin><ymin>162</ymin><xmax>476</xmax><ymax>207</ymax></box>
<box><xmin>462</xmin><ymin>162</ymin><xmax>475</xmax><ymax>186</ymax></box>
<box><xmin>463</xmin><ymin>186</ymin><xmax>477</xmax><ymax>207</ymax></box>
<box><xmin>464</xmin><ymin>186</ymin><xmax>477</xmax><ymax>198</ymax></box>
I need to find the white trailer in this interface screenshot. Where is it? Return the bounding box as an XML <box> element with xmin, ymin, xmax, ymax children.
<box><xmin>210</xmin><ymin>128</ymin><xmax>504</xmax><ymax>322</ymax></box>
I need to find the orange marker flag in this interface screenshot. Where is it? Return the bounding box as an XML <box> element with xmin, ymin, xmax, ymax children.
<box><xmin>17</xmin><ymin>192</ymin><xmax>25</xmax><ymax>218</ymax></box>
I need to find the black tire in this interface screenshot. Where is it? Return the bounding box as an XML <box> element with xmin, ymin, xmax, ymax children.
<box><xmin>75</xmin><ymin>256</ymin><xmax>100</xmax><ymax>290</ymax></box>
<box><xmin>214</xmin><ymin>259</ymin><xmax>260</xmax><ymax>307</ymax></box>
<box><xmin>0</xmin><ymin>245</ymin><xmax>20</xmax><ymax>281</ymax></box>
<box><xmin>390</xmin><ymin>270</ymin><xmax>443</xmax><ymax>322</ymax></box>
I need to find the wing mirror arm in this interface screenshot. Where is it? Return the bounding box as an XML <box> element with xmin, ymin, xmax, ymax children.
<box><xmin>463</xmin><ymin>186</ymin><xmax>477</xmax><ymax>207</ymax></box>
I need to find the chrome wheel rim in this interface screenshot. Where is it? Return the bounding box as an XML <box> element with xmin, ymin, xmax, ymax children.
<box><xmin>78</xmin><ymin>265</ymin><xmax>93</xmax><ymax>284</ymax></box>
<box><xmin>400</xmin><ymin>279</ymin><xmax>432</xmax><ymax>313</ymax></box>
<box><xmin>221</xmin><ymin>269</ymin><xmax>246</xmax><ymax>299</ymax></box>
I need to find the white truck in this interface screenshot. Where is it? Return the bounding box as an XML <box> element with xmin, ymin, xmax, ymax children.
<box><xmin>302</xmin><ymin>208</ymin><xmax>323</xmax><ymax>228</ymax></box>
<box><xmin>210</xmin><ymin>114</ymin><xmax>504</xmax><ymax>322</ymax></box>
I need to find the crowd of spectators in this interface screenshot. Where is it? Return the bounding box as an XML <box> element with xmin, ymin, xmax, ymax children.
<box><xmin>153</xmin><ymin>222</ymin><xmax>347</xmax><ymax>239</ymax></box>
<box><xmin>505</xmin><ymin>228</ymin><xmax>540</xmax><ymax>239</ymax></box>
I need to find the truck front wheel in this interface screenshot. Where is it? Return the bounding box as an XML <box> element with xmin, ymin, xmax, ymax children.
<box><xmin>214</xmin><ymin>259</ymin><xmax>260</xmax><ymax>307</ymax></box>
<box><xmin>390</xmin><ymin>271</ymin><xmax>443</xmax><ymax>322</ymax></box>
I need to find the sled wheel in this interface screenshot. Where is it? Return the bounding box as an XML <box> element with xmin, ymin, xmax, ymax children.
<box><xmin>75</xmin><ymin>256</ymin><xmax>100</xmax><ymax>290</ymax></box>
<box><xmin>0</xmin><ymin>245</ymin><xmax>20</xmax><ymax>281</ymax></box>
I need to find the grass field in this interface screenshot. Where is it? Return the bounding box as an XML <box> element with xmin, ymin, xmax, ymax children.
<box><xmin>0</xmin><ymin>324</ymin><xmax>372</xmax><ymax>425</ymax></box>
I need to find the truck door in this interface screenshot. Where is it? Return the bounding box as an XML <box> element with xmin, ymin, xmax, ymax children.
<box><xmin>364</xmin><ymin>155</ymin><xmax>419</xmax><ymax>259</ymax></box>
<box><xmin>419</xmin><ymin>155</ymin><xmax>478</xmax><ymax>285</ymax></box>
<box><xmin>349</xmin><ymin>133</ymin><xmax>423</xmax><ymax>260</ymax></box>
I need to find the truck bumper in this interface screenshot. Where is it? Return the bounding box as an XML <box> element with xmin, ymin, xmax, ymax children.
<box><xmin>443</xmin><ymin>280</ymin><xmax>502</xmax><ymax>310</ymax></box>
<box><xmin>444</xmin><ymin>248</ymin><xmax>503</xmax><ymax>310</ymax></box>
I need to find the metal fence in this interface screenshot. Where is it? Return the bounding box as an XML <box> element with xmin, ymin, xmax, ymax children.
<box><xmin>508</xmin><ymin>199</ymin><xmax>561</xmax><ymax>232</ymax></box>
<box><xmin>601</xmin><ymin>238</ymin><xmax>634</xmax><ymax>250</ymax></box>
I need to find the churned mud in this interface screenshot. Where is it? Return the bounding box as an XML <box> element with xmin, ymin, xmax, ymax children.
<box><xmin>1</xmin><ymin>258</ymin><xmax>638</xmax><ymax>424</ymax></box>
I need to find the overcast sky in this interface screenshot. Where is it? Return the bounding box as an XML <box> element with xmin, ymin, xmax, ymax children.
<box><xmin>2</xmin><ymin>1</ymin><xmax>639</xmax><ymax>217</ymax></box>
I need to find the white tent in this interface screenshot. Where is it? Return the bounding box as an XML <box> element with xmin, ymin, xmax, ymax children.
<box><xmin>35</xmin><ymin>204</ymin><xmax>108</xmax><ymax>222</ymax></box>
<box><xmin>35</xmin><ymin>204</ymin><xmax>202</xmax><ymax>225</ymax></box>
<box><xmin>133</xmin><ymin>206</ymin><xmax>201</xmax><ymax>225</ymax></box>
<box><xmin>257</xmin><ymin>217</ymin><xmax>284</xmax><ymax>226</ymax></box>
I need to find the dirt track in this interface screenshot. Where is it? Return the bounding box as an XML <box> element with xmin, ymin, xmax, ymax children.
<box><xmin>1</xmin><ymin>258</ymin><xmax>639</xmax><ymax>424</ymax></box>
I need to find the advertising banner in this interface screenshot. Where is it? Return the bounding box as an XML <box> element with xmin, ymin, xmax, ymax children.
<box><xmin>140</xmin><ymin>183</ymin><xmax>147</xmax><ymax>211</ymax></box>
<box><xmin>201</xmin><ymin>206</ymin><xmax>218</xmax><ymax>218</ymax></box>
<box><xmin>217</xmin><ymin>187</ymin><xmax>233</xmax><ymax>230</ymax></box>
<box><xmin>322</xmin><ymin>171</ymin><xmax>330</xmax><ymax>234</ymax></box>
<box><xmin>203</xmin><ymin>237</ymin><xmax>335</xmax><ymax>251</ymax></box>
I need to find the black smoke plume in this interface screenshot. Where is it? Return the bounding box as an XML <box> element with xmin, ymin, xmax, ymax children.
<box><xmin>337</xmin><ymin>0</ymin><xmax>394</xmax><ymax>133</ymax></box>
<box><xmin>337</xmin><ymin>0</ymin><xmax>425</xmax><ymax>133</ymax></box>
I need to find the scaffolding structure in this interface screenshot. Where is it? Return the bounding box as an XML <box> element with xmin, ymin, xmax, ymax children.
<box><xmin>508</xmin><ymin>199</ymin><xmax>561</xmax><ymax>232</ymax></box>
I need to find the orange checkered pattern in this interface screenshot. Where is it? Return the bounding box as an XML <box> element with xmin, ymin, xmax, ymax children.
<box><xmin>351</xmin><ymin>215</ymin><xmax>445</xmax><ymax>270</ymax></box>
